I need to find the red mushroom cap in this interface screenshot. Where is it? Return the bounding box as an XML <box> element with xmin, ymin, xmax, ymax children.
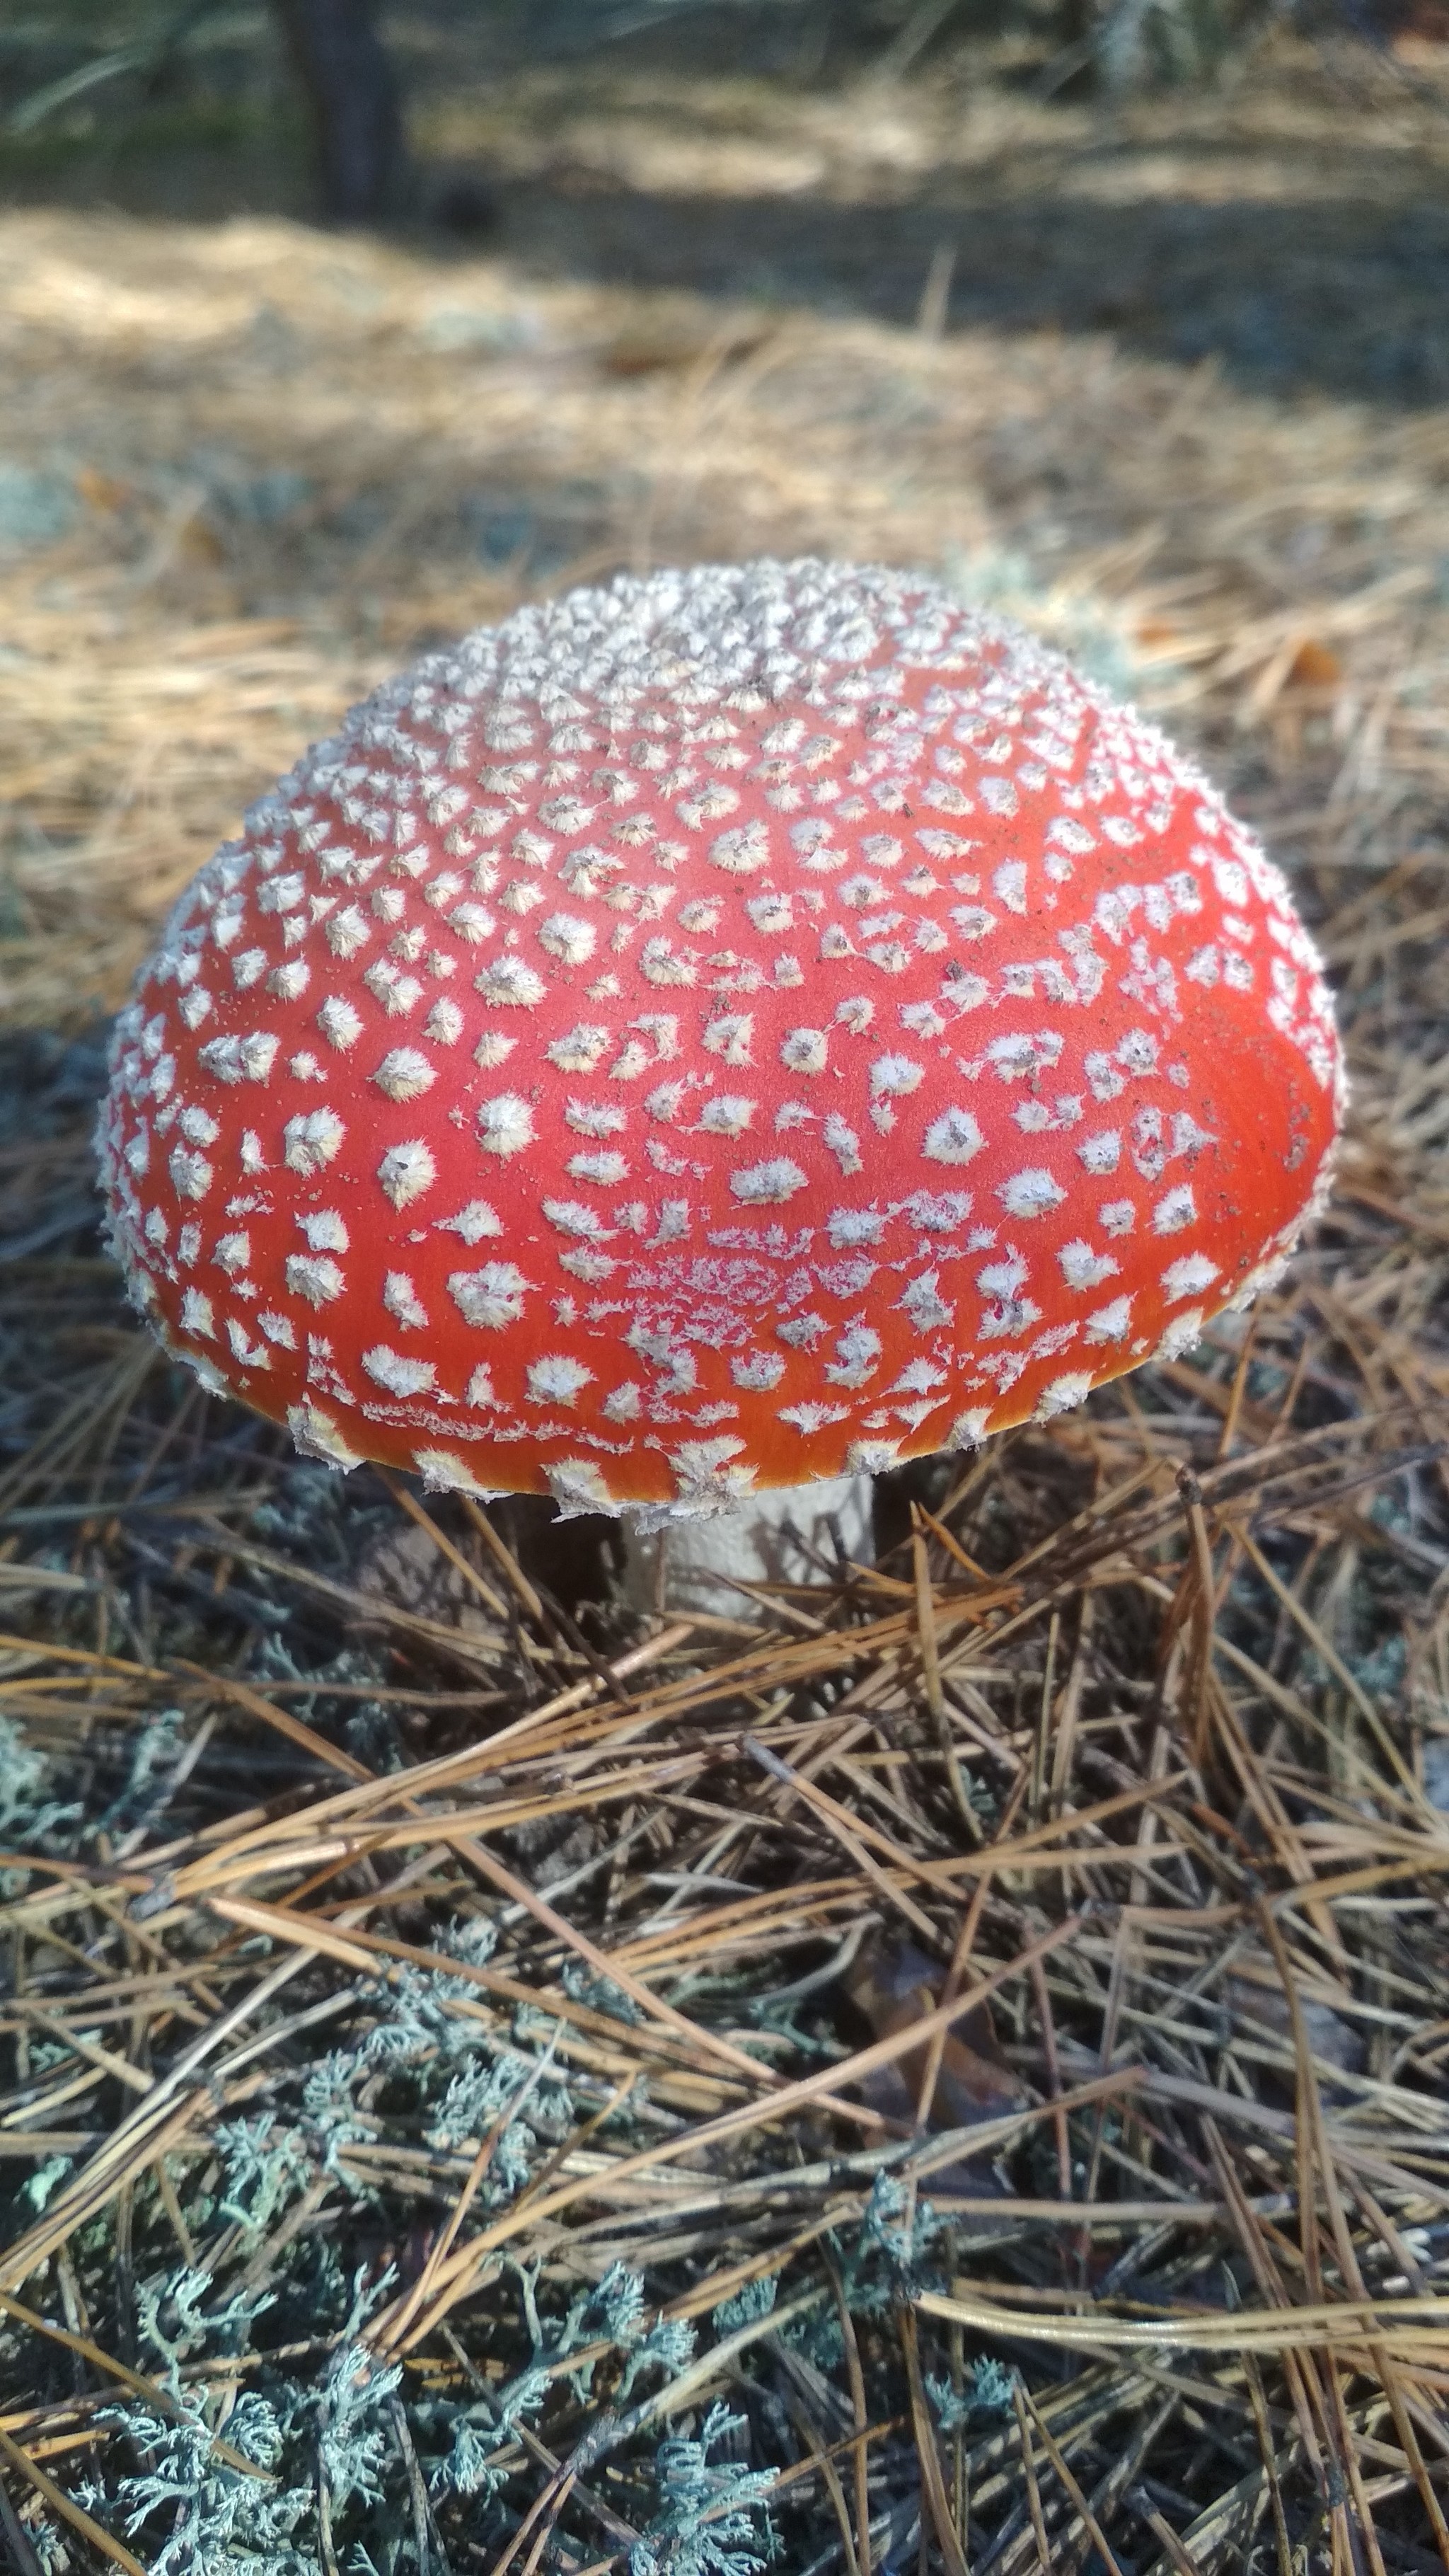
<box><xmin>97</xmin><ymin>560</ymin><xmax>1343</xmax><ymax>1519</ymax></box>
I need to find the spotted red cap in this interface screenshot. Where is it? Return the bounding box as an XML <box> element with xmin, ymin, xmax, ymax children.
<box><xmin>96</xmin><ymin>560</ymin><xmax>1343</xmax><ymax>1519</ymax></box>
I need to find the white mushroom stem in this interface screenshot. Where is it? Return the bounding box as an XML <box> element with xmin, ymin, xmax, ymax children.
<box><xmin>622</xmin><ymin>1474</ymin><xmax>875</xmax><ymax>1618</ymax></box>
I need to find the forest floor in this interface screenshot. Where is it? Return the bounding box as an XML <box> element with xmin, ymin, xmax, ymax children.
<box><xmin>1</xmin><ymin>28</ymin><xmax>1449</xmax><ymax>2576</ymax></box>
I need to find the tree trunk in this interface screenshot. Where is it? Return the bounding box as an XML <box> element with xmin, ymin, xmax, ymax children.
<box><xmin>273</xmin><ymin>0</ymin><xmax>405</xmax><ymax>223</ymax></box>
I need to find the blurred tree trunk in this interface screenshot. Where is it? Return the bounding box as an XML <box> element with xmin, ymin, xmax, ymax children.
<box><xmin>272</xmin><ymin>0</ymin><xmax>405</xmax><ymax>222</ymax></box>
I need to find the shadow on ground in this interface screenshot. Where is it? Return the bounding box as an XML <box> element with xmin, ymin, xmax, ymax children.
<box><xmin>496</xmin><ymin>172</ymin><xmax>1449</xmax><ymax>406</ymax></box>
<box><xmin>4</xmin><ymin>61</ymin><xmax>1449</xmax><ymax>410</ymax></box>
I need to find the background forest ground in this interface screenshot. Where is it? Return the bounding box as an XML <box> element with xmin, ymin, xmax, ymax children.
<box><xmin>1</xmin><ymin>17</ymin><xmax>1449</xmax><ymax>2576</ymax></box>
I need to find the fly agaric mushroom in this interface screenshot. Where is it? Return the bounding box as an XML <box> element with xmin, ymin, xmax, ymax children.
<box><xmin>97</xmin><ymin>560</ymin><xmax>1342</xmax><ymax>1608</ymax></box>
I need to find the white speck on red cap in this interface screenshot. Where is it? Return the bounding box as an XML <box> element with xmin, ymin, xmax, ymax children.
<box><xmin>283</xmin><ymin>1108</ymin><xmax>344</xmax><ymax>1173</ymax></box>
<box><xmin>99</xmin><ymin>556</ymin><xmax>1344</xmax><ymax>1510</ymax></box>
<box><xmin>377</xmin><ymin>1139</ymin><xmax>437</xmax><ymax>1207</ymax></box>
<box><xmin>475</xmin><ymin>1094</ymin><xmax>533</xmax><ymax>1158</ymax></box>
<box><xmin>436</xmin><ymin>1200</ymin><xmax>502</xmax><ymax>1243</ymax></box>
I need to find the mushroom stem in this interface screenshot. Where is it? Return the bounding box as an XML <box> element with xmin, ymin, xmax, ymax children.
<box><xmin>621</xmin><ymin>1474</ymin><xmax>875</xmax><ymax>1618</ymax></box>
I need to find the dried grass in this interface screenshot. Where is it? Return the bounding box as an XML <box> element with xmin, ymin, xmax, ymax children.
<box><xmin>1</xmin><ymin>35</ymin><xmax>1449</xmax><ymax>2575</ymax></box>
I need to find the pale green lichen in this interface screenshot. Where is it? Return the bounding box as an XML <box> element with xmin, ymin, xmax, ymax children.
<box><xmin>86</xmin><ymin>2391</ymin><xmax>311</xmax><ymax>2576</ymax></box>
<box><xmin>710</xmin><ymin>2274</ymin><xmax>778</xmax><ymax>2335</ymax></box>
<box><xmin>926</xmin><ymin>2355</ymin><xmax>1017</xmax><ymax>2431</ymax></box>
<box><xmin>629</xmin><ymin>2403</ymin><xmax>778</xmax><ymax>2576</ymax></box>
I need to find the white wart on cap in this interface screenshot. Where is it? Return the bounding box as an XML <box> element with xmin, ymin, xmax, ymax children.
<box><xmin>97</xmin><ymin>558</ymin><xmax>1344</xmax><ymax>1519</ymax></box>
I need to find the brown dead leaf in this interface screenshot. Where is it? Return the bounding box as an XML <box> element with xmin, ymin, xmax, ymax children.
<box><xmin>596</xmin><ymin>321</ymin><xmax>772</xmax><ymax>379</ymax></box>
<box><xmin>353</xmin><ymin>1519</ymin><xmax>497</xmax><ymax>1642</ymax></box>
<box><xmin>842</xmin><ymin>1938</ymin><xmax>1027</xmax><ymax>2171</ymax></box>
<box><xmin>74</xmin><ymin>466</ymin><xmax>134</xmax><ymax>512</ymax></box>
<box><xmin>1223</xmin><ymin>1967</ymin><xmax>1366</xmax><ymax>2094</ymax></box>
<box><xmin>1286</xmin><ymin>637</ymin><xmax>1343</xmax><ymax>690</ymax></box>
